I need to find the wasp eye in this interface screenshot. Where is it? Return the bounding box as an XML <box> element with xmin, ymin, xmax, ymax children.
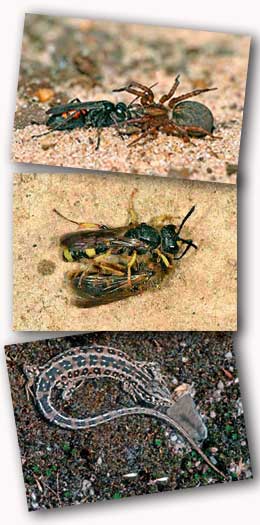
<box><xmin>161</xmin><ymin>225</ymin><xmax>179</xmax><ymax>254</ymax></box>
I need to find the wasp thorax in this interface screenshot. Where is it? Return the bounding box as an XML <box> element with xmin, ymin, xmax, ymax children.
<box><xmin>125</xmin><ymin>223</ymin><xmax>161</xmax><ymax>251</ymax></box>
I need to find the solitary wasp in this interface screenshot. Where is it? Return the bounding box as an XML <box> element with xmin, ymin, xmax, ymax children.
<box><xmin>54</xmin><ymin>190</ymin><xmax>197</xmax><ymax>308</ymax></box>
<box><xmin>32</xmin><ymin>97</ymin><xmax>143</xmax><ymax>149</ymax></box>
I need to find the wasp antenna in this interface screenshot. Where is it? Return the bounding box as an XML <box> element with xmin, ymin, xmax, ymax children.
<box><xmin>177</xmin><ymin>206</ymin><xmax>196</xmax><ymax>234</ymax></box>
<box><xmin>53</xmin><ymin>208</ymin><xmax>81</xmax><ymax>225</ymax></box>
<box><xmin>112</xmin><ymin>86</ymin><xmax>127</xmax><ymax>93</ymax></box>
<box><xmin>174</xmin><ymin>241</ymin><xmax>197</xmax><ymax>260</ymax></box>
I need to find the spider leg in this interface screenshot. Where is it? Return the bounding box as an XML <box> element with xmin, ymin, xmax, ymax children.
<box><xmin>119</xmin><ymin>115</ymin><xmax>153</xmax><ymax>127</ymax></box>
<box><xmin>128</xmin><ymin>82</ymin><xmax>158</xmax><ymax>107</ymax></box>
<box><xmin>159</xmin><ymin>74</ymin><xmax>180</xmax><ymax>104</ymax></box>
<box><xmin>113</xmin><ymin>81</ymin><xmax>155</xmax><ymax>105</ymax></box>
<box><xmin>168</xmin><ymin>87</ymin><xmax>217</xmax><ymax>109</ymax></box>
<box><xmin>162</xmin><ymin>121</ymin><xmax>191</xmax><ymax>143</ymax></box>
<box><xmin>127</xmin><ymin>125</ymin><xmax>159</xmax><ymax>146</ymax></box>
<box><xmin>181</xmin><ymin>125</ymin><xmax>216</xmax><ymax>139</ymax></box>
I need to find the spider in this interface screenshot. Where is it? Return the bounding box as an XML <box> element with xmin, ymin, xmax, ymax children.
<box><xmin>113</xmin><ymin>74</ymin><xmax>218</xmax><ymax>146</ymax></box>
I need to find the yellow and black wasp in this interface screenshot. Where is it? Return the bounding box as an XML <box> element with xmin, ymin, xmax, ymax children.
<box><xmin>54</xmin><ymin>191</ymin><xmax>197</xmax><ymax>308</ymax></box>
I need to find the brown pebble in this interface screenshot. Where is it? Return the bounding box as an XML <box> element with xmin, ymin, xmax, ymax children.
<box><xmin>41</xmin><ymin>140</ymin><xmax>57</xmax><ymax>150</ymax></box>
<box><xmin>226</xmin><ymin>163</ymin><xmax>238</xmax><ymax>176</ymax></box>
<box><xmin>34</xmin><ymin>88</ymin><xmax>54</xmax><ymax>103</ymax></box>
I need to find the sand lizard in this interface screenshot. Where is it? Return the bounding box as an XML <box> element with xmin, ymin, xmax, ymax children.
<box><xmin>24</xmin><ymin>345</ymin><xmax>227</xmax><ymax>480</ymax></box>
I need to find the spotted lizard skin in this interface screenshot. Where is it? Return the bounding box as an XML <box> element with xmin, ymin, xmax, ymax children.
<box><xmin>24</xmin><ymin>345</ymin><xmax>226</xmax><ymax>479</ymax></box>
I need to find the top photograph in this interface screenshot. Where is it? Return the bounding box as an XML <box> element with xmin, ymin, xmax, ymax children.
<box><xmin>12</xmin><ymin>14</ymin><xmax>250</xmax><ymax>184</ymax></box>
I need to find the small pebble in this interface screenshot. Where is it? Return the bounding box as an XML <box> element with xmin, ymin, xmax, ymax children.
<box><xmin>123</xmin><ymin>472</ymin><xmax>138</xmax><ymax>478</ymax></box>
<box><xmin>34</xmin><ymin>88</ymin><xmax>54</xmax><ymax>103</ymax></box>
<box><xmin>225</xmin><ymin>351</ymin><xmax>233</xmax><ymax>360</ymax></box>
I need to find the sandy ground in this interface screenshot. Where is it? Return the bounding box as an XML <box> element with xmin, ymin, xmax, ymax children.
<box><xmin>5</xmin><ymin>332</ymin><xmax>251</xmax><ymax>512</ymax></box>
<box><xmin>11</xmin><ymin>15</ymin><xmax>250</xmax><ymax>184</ymax></box>
<box><xmin>13</xmin><ymin>172</ymin><xmax>237</xmax><ymax>331</ymax></box>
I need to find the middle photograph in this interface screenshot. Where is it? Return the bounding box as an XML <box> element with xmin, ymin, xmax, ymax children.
<box><xmin>13</xmin><ymin>172</ymin><xmax>237</xmax><ymax>331</ymax></box>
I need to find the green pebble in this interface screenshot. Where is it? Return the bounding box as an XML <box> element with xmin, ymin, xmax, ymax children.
<box><xmin>225</xmin><ymin>424</ymin><xmax>233</xmax><ymax>433</ymax></box>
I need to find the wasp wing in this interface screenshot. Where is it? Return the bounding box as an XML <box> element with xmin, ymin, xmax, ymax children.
<box><xmin>60</xmin><ymin>226</ymin><xmax>148</xmax><ymax>258</ymax></box>
<box><xmin>46</xmin><ymin>101</ymin><xmax>110</xmax><ymax>116</ymax></box>
<box><xmin>66</xmin><ymin>267</ymin><xmax>160</xmax><ymax>308</ymax></box>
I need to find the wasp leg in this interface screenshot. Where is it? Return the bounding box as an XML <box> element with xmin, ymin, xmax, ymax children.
<box><xmin>92</xmin><ymin>250</ymin><xmax>128</xmax><ymax>276</ymax></box>
<box><xmin>149</xmin><ymin>214</ymin><xmax>176</xmax><ymax>227</ymax></box>
<box><xmin>92</xmin><ymin>250</ymin><xmax>113</xmax><ymax>263</ymax></box>
<box><xmin>159</xmin><ymin>74</ymin><xmax>181</xmax><ymax>104</ymax></box>
<box><xmin>168</xmin><ymin>87</ymin><xmax>217</xmax><ymax>109</ymax></box>
<box><xmin>95</xmin><ymin>261</ymin><xmax>126</xmax><ymax>276</ymax></box>
<box><xmin>127</xmin><ymin>250</ymin><xmax>137</xmax><ymax>285</ymax></box>
<box><xmin>154</xmin><ymin>249</ymin><xmax>172</xmax><ymax>268</ymax></box>
<box><xmin>127</xmin><ymin>188</ymin><xmax>140</xmax><ymax>225</ymax></box>
<box><xmin>109</xmin><ymin>112</ymin><xmax>126</xmax><ymax>142</ymax></box>
<box><xmin>95</xmin><ymin>128</ymin><xmax>102</xmax><ymax>150</ymax></box>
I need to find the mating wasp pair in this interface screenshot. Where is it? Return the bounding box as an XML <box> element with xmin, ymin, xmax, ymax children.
<box><xmin>54</xmin><ymin>191</ymin><xmax>197</xmax><ymax>308</ymax></box>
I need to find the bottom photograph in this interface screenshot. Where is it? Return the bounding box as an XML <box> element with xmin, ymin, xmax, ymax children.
<box><xmin>5</xmin><ymin>331</ymin><xmax>252</xmax><ymax>511</ymax></box>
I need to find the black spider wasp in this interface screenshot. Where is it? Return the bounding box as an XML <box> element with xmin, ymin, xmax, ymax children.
<box><xmin>32</xmin><ymin>97</ymin><xmax>144</xmax><ymax>149</ymax></box>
